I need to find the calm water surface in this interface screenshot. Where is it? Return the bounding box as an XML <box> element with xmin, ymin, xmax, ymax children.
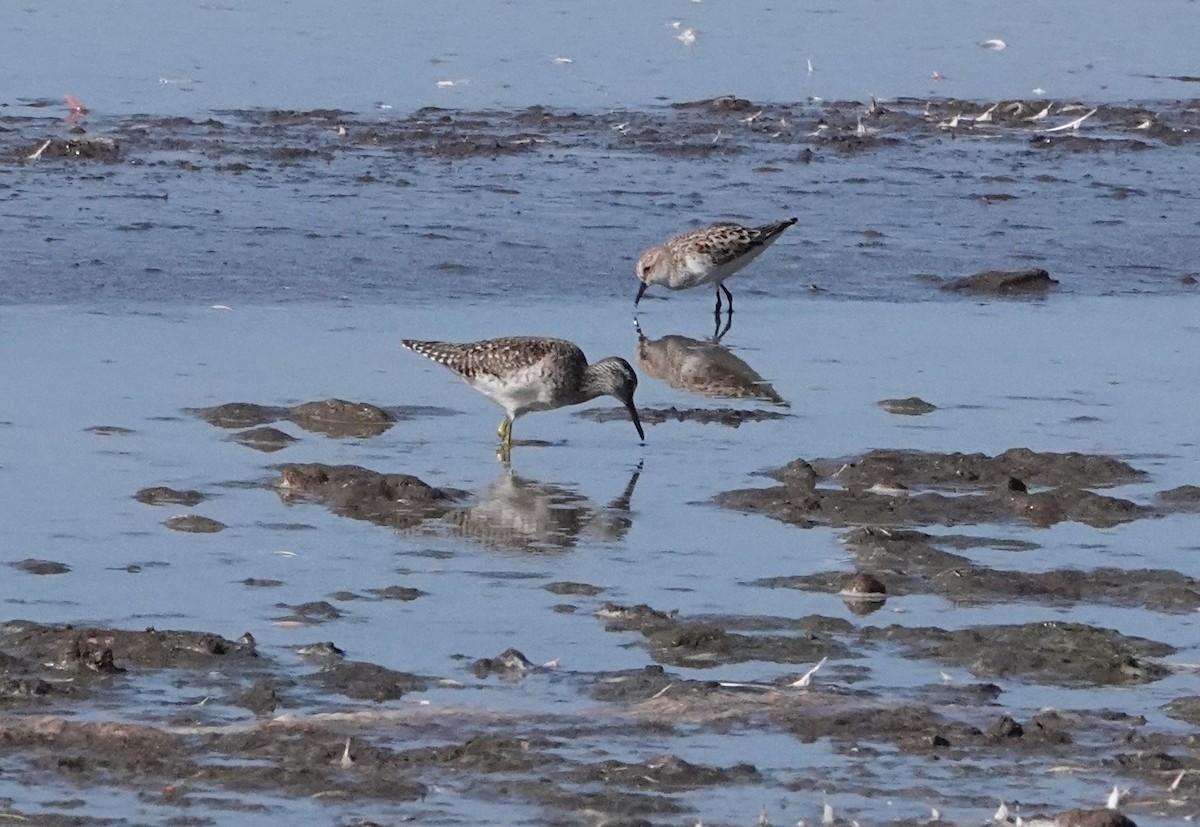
<box><xmin>2</xmin><ymin>296</ymin><xmax>1197</xmax><ymax>669</ymax></box>
<box><xmin>4</xmin><ymin>0</ymin><xmax>1199</xmax><ymax>115</ymax></box>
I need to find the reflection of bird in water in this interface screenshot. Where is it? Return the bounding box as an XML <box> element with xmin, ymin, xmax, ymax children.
<box><xmin>634</xmin><ymin>217</ymin><xmax>797</xmax><ymax>318</ymax></box>
<box><xmin>634</xmin><ymin>320</ymin><xmax>788</xmax><ymax>406</ymax></box>
<box><xmin>401</xmin><ymin>337</ymin><xmax>643</xmax><ymax>461</ymax></box>
<box><xmin>441</xmin><ymin>461</ymin><xmax>642</xmax><ymax>552</ymax></box>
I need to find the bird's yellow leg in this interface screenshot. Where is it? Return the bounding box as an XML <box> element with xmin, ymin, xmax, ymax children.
<box><xmin>496</xmin><ymin>418</ymin><xmax>513</xmax><ymax>462</ymax></box>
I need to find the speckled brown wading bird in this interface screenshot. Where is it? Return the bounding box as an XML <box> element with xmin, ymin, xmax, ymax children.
<box><xmin>634</xmin><ymin>217</ymin><xmax>798</xmax><ymax>315</ymax></box>
<box><xmin>402</xmin><ymin>337</ymin><xmax>644</xmax><ymax>458</ymax></box>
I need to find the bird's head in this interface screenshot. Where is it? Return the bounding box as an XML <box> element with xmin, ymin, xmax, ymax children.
<box><xmin>588</xmin><ymin>357</ymin><xmax>644</xmax><ymax>441</ymax></box>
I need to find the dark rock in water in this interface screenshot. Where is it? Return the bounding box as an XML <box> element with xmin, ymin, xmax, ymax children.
<box><xmin>671</xmin><ymin>95</ymin><xmax>757</xmax><ymax>112</ymax></box>
<box><xmin>546</xmin><ymin>581</ymin><xmax>604</xmax><ymax>597</ymax></box>
<box><xmin>189</xmin><ymin>402</ymin><xmax>288</xmax><ymax>429</ymax></box>
<box><xmin>236</xmin><ymin>678</ymin><xmax>282</xmax><ymax>716</ymax></box>
<box><xmin>841</xmin><ymin>572</ymin><xmax>887</xmax><ymax>597</ymax></box>
<box><xmin>862</xmin><ymin>621</ymin><xmax>1172</xmax><ymax>687</ymax></box>
<box><xmin>0</xmin><ymin>675</ymin><xmax>59</xmax><ymax>702</ymax></box>
<box><xmin>765</xmin><ymin>526</ymin><xmax>1200</xmax><ymax>613</ymax></box>
<box><xmin>295</xmin><ymin>641</ymin><xmax>346</xmax><ymax>663</ymax></box>
<box><xmin>164</xmin><ymin>514</ymin><xmax>226</xmax><ymax>533</ymax></box>
<box><xmin>836</xmin><ymin>447</ymin><xmax>1141</xmax><ymax>489</ymax></box>
<box><xmin>572</xmin><ymin>753</ymin><xmax>761</xmax><ymax>791</ymax></box>
<box><xmin>84</xmin><ymin>424</ymin><xmax>135</xmax><ymax>436</ymax></box>
<box><xmin>987</xmin><ymin>715</ymin><xmax>1024</xmax><ymax>739</ymax></box>
<box><xmin>243</xmin><ymin>578</ymin><xmax>283</xmax><ymax>588</ymax></box>
<box><xmin>878</xmin><ymin>396</ymin><xmax>937</xmax><ymax>415</ymax></box>
<box><xmin>288</xmin><ymin>399</ymin><xmax>393</xmax><ymax>438</ymax></box>
<box><xmin>939</xmin><ymin>267</ymin><xmax>1058</xmax><ymax>295</ymax></box>
<box><xmin>1155</xmin><ymin>485</ymin><xmax>1200</xmax><ymax>511</ymax></box>
<box><xmin>22</xmin><ymin>136</ymin><xmax>120</xmax><ymax>162</ymax></box>
<box><xmin>9</xmin><ymin>559</ymin><xmax>70</xmax><ymax>575</ymax></box>
<box><xmin>580</xmin><ymin>405</ymin><xmax>787</xmax><ymax>428</ymax></box>
<box><xmin>311</xmin><ymin>660</ymin><xmax>427</xmax><ymax>702</ymax></box>
<box><xmin>194</xmin><ymin>400</ymin><xmax>392</xmax><ymax>438</ymax></box>
<box><xmin>1162</xmin><ymin>695</ymin><xmax>1200</xmax><ymax>726</ymax></box>
<box><xmin>717</xmin><ymin>447</ymin><xmax>1149</xmax><ymax>530</ymax></box>
<box><xmin>1046</xmin><ymin>808</ymin><xmax>1137</xmax><ymax>827</ymax></box>
<box><xmin>274</xmin><ymin>463</ymin><xmax>463</xmax><ymax>530</ymax></box>
<box><xmin>233</xmin><ymin>426</ymin><xmax>298</xmax><ymax>452</ymax></box>
<box><xmin>135</xmin><ymin>486</ymin><xmax>205</xmax><ymax>506</ymax></box>
<box><xmin>596</xmin><ymin>602</ymin><xmax>851</xmax><ymax>669</ymax></box>
<box><xmin>0</xmin><ymin>620</ymin><xmax>259</xmax><ymax>671</ymax></box>
<box><xmin>276</xmin><ymin>601</ymin><xmax>341</xmax><ymax>623</ymax></box>
<box><xmin>596</xmin><ymin>602</ymin><xmax>679</xmax><ymax>633</ymax></box>
<box><xmin>368</xmin><ymin>585</ymin><xmax>425</xmax><ymax>601</ymax></box>
<box><xmin>773</xmin><ymin>458</ymin><xmax>819</xmax><ymax>489</ymax></box>
<box><xmin>841</xmin><ymin>572</ymin><xmax>888</xmax><ymax>615</ymax></box>
<box><xmin>472</xmin><ymin>647</ymin><xmax>535</xmax><ymax>679</ymax></box>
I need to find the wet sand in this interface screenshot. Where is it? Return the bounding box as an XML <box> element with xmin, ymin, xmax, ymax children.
<box><xmin>2</xmin><ymin>97</ymin><xmax>1199</xmax><ymax>305</ymax></box>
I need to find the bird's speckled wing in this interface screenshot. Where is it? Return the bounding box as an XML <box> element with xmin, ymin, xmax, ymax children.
<box><xmin>402</xmin><ymin>337</ymin><xmax>581</xmax><ymax>380</ymax></box>
<box><xmin>669</xmin><ymin>219</ymin><xmax>796</xmax><ymax>269</ymax></box>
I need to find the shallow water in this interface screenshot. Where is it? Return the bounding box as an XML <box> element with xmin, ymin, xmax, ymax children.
<box><xmin>5</xmin><ymin>0</ymin><xmax>1200</xmax><ymax>114</ymax></box>
<box><xmin>1</xmin><ymin>295</ymin><xmax>1198</xmax><ymax>822</ymax></box>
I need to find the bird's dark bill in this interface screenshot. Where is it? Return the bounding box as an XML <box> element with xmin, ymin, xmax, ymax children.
<box><xmin>634</xmin><ymin>282</ymin><xmax>648</xmax><ymax>305</ymax></box>
<box><xmin>626</xmin><ymin>401</ymin><xmax>645</xmax><ymax>441</ymax></box>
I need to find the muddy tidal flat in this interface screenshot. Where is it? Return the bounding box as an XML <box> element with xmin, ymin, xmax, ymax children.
<box><xmin>1</xmin><ymin>86</ymin><xmax>1200</xmax><ymax>826</ymax></box>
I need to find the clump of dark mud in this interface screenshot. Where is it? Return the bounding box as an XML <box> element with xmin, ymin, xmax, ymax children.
<box><xmin>17</xmin><ymin>136</ymin><xmax>120</xmax><ymax>162</ymax></box>
<box><xmin>8</xmin><ymin>559</ymin><xmax>70</xmax><ymax>575</ymax></box>
<box><xmin>597</xmin><ymin>602</ymin><xmax>852</xmax><ymax>669</ymax></box>
<box><xmin>288</xmin><ymin>399</ymin><xmax>393</xmax><ymax>438</ymax></box>
<box><xmin>136</xmin><ymin>486</ymin><xmax>205</xmax><ymax>506</ymax></box>
<box><xmin>189</xmin><ymin>401</ymin><xmax>289</xmax><ymax>428</ymax></box>
<box><xmin>581</xmin><ymin>405</ymin><xmax>789</xmax><ymax>427</ymax></box>
<box><xmin>472</xmin><ymin>647</ymin><xmax>536</xmax><ymax>679</ymax></box>
<box><xmin>6</xmin><ymin>98</ymin><xmax>1198</xmax><ymax>176</ymax></box>
<box><xmin>755</xmin><ymin>526</ymin><xmax>1200</xmax><ymax>613</ymax></box>
<box><xmin>0</xmin><ymin>621</ymin><xmax>259</xmax><ymax>691</ymax></box>
<box><xmin>164</xmin><ymin>514</ymin><xmax>226</xmax><ymax>533</ymax></box>
<box><xmin>232</xmin><ymin>426</ymin><xmax>298</xmax><ymax>452</ymax></box>
<box><xmin>863</xmin><ymin>621</ymin><xmax>1172</xmax><ymax>687</ymax></box>
<box><xmin>0</xmin><ymin>617</ymin><xmax>1188</xmax><ymax>825</ymax></box>
<box><xmin>274</xmin><ymin>463</ymin><xmax>465</xmax><ymax>529</ymax></box>
<box><xmin>190</xmin><ymin>399</ymin><xmax>394</xmax><ymax>438</ymax></box>
<box><xmin>878</xmin><ymin>396</ymin><xmax>937</xmax><ymax>415</ymax></box>
<box><xmin>311</xmin><ymin>659</ymin><xmax>428</xmax><ymax>701</ymax></box>
<box><xmin>595</xmin><ymin>600</ymin><xmax>1172</xmax><ymax>687</ymax></box>
<box><xmin>717</xmin><ymin>447</ymin><xmax>1169</xmax><ymax>529</ymax></box>
<box><xmin>939</xmin><ymin>267</ymin><xmax>1060</xmax><ymax>295</ymax></box>
<box><xmin>84</xmin><ymin>424</ymin><xmax>135</xmax><ymax>436</ymax></box>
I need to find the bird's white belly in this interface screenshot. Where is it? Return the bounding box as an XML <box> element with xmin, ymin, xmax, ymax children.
<box><xmin>471</xmin><ymin>366</ymin><xmax>560</xmax><ymax>418</ymax></box>
<box><xmin>670</xmin><ymin>245</ymin><xmax>769</xmax><ymax>290</ymax></box>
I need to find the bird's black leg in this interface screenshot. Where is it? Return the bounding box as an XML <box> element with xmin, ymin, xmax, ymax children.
<box><xmin>714</xmin><ymin>285</ymin><xmax>723</xmax><ymax>315</ymax></box>
<box><xmin>721</xmin><ymin>283</ymin><xmax>734</xmax><ymax>314</ymax></box>
<box><xmin>714</xmin><ymin>311</ymin><xmax>732</xmax><ymax>342</ymax></box>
